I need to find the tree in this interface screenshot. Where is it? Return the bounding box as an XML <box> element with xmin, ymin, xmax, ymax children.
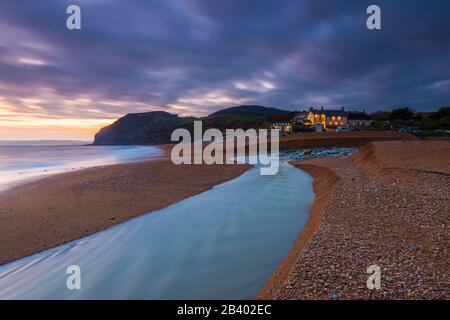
<box><xmin>431</xmin><ymin>107</ymin><xmax>450</xmax><ymax>120</ymax></box>
<box><xmin>389</xmin><ymin>108</ymin><xmax>414</xmax><ymax>121</ymax></box>
<box><xmin>371</xmin><ymin>111</ymin><xmax>390</xmax><ymax>122</ymax></box>
<box><xmin>438</xmin><ymin>118</ymin><xmax>450</xmax><ymax>129</ymax></box>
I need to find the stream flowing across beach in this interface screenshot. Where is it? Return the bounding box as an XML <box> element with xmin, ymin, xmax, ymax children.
<box><xmin>0</xmin><ymin>153</ymin><xmax>316</xmax><ymax>299</ymax></box>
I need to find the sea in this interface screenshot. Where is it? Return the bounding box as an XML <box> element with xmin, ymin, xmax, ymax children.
<box><xmin>0</xmin><ymin>141</ymin><xmax>161</xmax><ymax>192</ymax></box>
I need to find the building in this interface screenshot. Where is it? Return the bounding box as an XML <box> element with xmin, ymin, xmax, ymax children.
<box><xmin>272</xmin><ymin>122</ymin><xmax>293</xmax><ymax>134</ymax></box>
<box><xmin>306</xmin><ymin>107</ymin><xmax>349</xmax><ymax>129</ymax></box>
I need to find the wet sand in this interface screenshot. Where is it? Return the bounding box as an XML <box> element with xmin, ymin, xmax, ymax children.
<box><xmin>259</xmin><ymin>140</ymin><xmax>450</xmax><ymax>299</ymax></box>
<box><xmin>0</xmin><ymin>156</ymin><xmax>251</xmax><ymax>265</ymax></box>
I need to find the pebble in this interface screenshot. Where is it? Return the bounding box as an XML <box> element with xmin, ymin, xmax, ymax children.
<box><xmin>271</xmin><ymin>145</ymin><xmax>450</xmax><ymax>300</ymax></box>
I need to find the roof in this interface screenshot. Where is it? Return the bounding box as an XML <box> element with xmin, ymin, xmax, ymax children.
<box><xmin>309</xmin><ymin>109</ymin><xmax>349</xmax><ymax>117</ymax></box>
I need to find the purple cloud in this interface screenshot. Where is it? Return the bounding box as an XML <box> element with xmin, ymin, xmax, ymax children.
<box><xmin>0</xmin><ymin>0</ymin><xmax>449</xmax><ymax>125</ymax></box>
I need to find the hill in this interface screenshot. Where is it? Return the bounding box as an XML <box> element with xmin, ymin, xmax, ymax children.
<box><xmin>208</xmin><ymin>105</ymin><xmax>289</xmax><ymax>119</ymax></box>
<box><xmin>93</xmin><ymin>105</ymin><xmax>288</xmax><ymax>145</ymax></box>
<box><xmin>94</xmin><ymin>111</ymin><xmax>185</xmax><ymax>145</ymax></box>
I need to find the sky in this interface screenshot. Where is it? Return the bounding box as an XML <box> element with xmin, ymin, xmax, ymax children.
<box><xmin>1</xmin><ymin>0</ymin><xmax>450</xmax><ymax>141</ymax></box>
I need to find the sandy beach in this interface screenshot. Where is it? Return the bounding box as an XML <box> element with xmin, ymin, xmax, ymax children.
<box><xmin>1</xmin><ymin>133</ymin><xmax>448</xmax><ymax>300</ymax></box>
<box><xmin>0</xmin><ymin>156</ymin><xmax>250</xmax><ymax>265</ymax></box>
<box><xmin>259</xmin><ymin>140</ymin><xmax>450</xmax><ymax>299</ymax></box>
<box><xmin>0</xmin><ymin>131</ymin><xmax>417</xmax><ymax>266</ymax></box>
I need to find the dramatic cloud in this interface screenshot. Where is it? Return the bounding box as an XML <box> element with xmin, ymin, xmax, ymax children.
<box><xmin>0</xmin><ymin>0</ymin><xmax>450</xmax><ymax>139</ymax></box>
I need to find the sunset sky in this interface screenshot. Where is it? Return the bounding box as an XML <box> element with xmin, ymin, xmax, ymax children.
<box><xmin>1</xmin><ymin>0</ymin><xmax>450</xmax><ymax>141</ymax></box>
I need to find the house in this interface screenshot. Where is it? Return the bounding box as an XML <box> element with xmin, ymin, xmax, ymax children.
<box><xmin>306</xmin><ymin>107</ymin><xmax>349</xmax><ymax>129</ymax></box>
<box><xmin>348</xmin><ymin>112</ymin><xmax>374</xmax><ymax>127</ymax></box>
<box><xmin>272</xmin><ymin>122</ymin><xmax>293</xmax><ymax>134</ymax></box>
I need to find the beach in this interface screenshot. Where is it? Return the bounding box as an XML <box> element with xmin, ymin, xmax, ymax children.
<box><xmin>0</xmin><ymin>158</ymin><xmax>313</xmax><ymax>299</ymax></box>
<box><xmin>259</xmin><ymin>140</ymin><xmax>450</xmax><ymax>299</ymax></box>
<box><xmin>278</xmin><ymin>131</ymin><xmax>416</xmax><ymax>149</ymax></box>
<box><xmin>1</xmin><ymin>131</ymin><xmax>447</xmax><ymax>299</ymax></box>
<box><xmin>0</xmin><ymin>152</ymin><xmax>250</xmax><ymax>265</ymax></box>
<box><xmin>0</xmin><ymin>132</ymin><xmax>416</xmax><ymax>265</ymax></box>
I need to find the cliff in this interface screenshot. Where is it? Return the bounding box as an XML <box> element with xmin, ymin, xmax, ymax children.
<box><xmin>93</xmin><ymin>105</ymin><xmax>289</xmax><ymax>145</ymax></box>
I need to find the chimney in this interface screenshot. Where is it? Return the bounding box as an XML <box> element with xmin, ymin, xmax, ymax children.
<box><xmin>341</xmin><ymin>107</ymin><xmax>345</xmax><ymax>111</ymax></box>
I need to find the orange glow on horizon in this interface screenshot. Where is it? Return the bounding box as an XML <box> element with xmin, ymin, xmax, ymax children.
<box><xmin>0</xmin><ymin>97</ymin><xmax>118</xmax><ymax>141</ymax></box>
<box><xmin>0</xmin><ymin>117</ymin><xmax>115</xmax><ymax>141</ymax></box>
